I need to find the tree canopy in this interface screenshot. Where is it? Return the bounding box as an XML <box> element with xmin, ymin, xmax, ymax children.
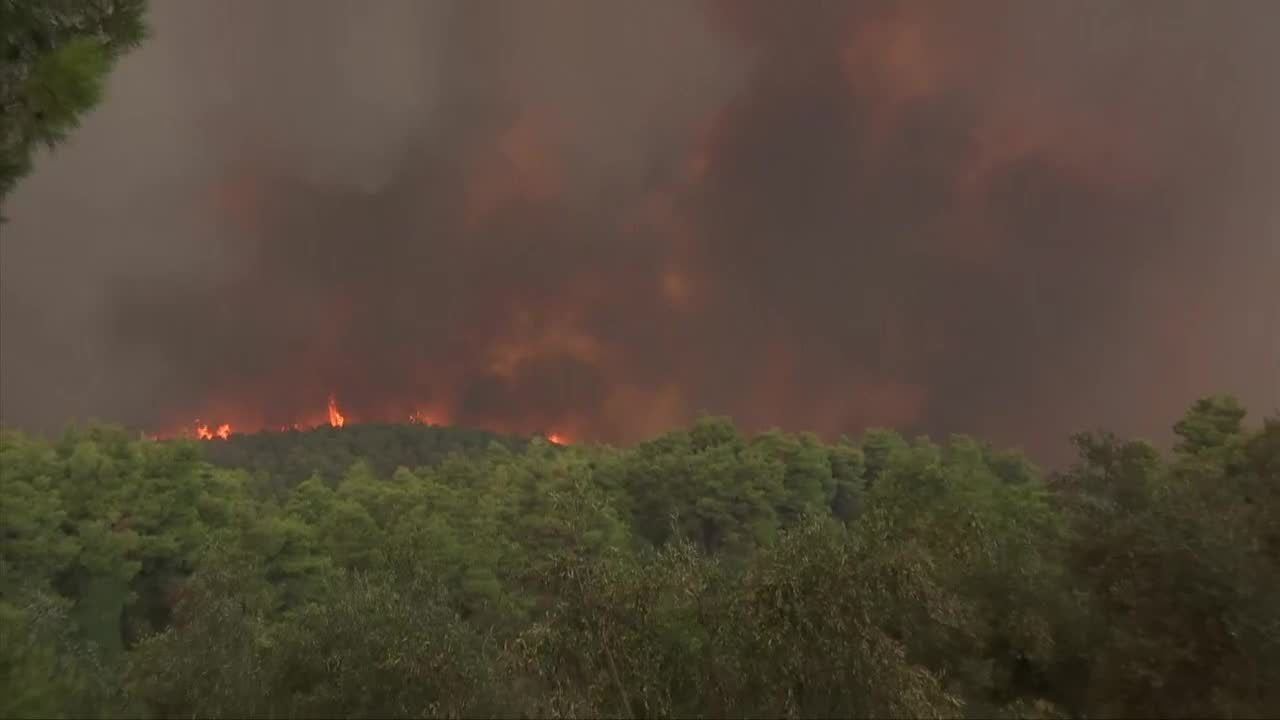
<box><xmin>2</xmin><ymin>398</ymin><xmax>1277</xmax><ymax>718</ymax></box>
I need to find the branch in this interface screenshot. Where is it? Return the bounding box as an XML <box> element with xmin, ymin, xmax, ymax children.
<box><xmin>601</xmin><ymin>621</ymin><xmax>635</xmax><ymax>719</ymax></box>
<box><xmin>577</xmin><ymin>570</ymin><xmax>635</xmax><ymax>718</ymax></box>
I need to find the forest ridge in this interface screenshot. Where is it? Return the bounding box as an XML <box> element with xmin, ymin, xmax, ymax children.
<box><xmin>2</xmin><ymin>396</ymin><xmax>1277</xmax><ymax>718</ymax></box>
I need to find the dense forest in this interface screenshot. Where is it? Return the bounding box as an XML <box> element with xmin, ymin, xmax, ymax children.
<box><xmin>1</xmin><ymin>396</ymin><xmax>1277</xmax><ymax>718</ymax></box>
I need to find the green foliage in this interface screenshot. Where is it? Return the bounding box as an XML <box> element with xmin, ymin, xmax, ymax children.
<box><xmin>0</xmin><ymin>0</ymin><xmax>148</xmax><ymax>207</ymax></box>
<box><xmin>0</xmin><ymin>591</ymin><xmax>121</xmax><ymax>719</ymax></box>
<box><xmin>275</xmin><ymin>570</ymin><xmax>498</xmax><ymax>719</ymax></box>
<box><xmin>1</xmin><ymin>397</ymin><xmax>1277</xmax><ymax>718</ymax></box>
<box><xmin>124</xmin><ymin>548</ymin><xmax>281</xmax><ymax>718</ymax></box>
<box><xmin>1053</xmin><ymin>402</ymin><xmax>1280</xmax><ymax>718</ymax></box>
<box><xmin>201</xmin><ymin>422</ymin><xmax>529</xmax><ymax>490</ymax></box>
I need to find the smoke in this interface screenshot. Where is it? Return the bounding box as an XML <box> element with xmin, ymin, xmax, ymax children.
<box><xmin>2</xmin><ymin>0</ymin><xmax>1277</xmax><ymax>465</ymax></box>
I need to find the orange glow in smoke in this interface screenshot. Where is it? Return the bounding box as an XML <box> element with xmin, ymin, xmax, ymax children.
<box><xmin>408</xmin><ymin>409</ymin><xmax>441</xmax><ymax>426</ymax></box>
<box><xmin>546</xmin><ymin>432</ymin><xmax>569</xmax><ymax>446</ymax></box>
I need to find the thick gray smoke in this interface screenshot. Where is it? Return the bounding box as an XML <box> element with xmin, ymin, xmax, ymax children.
<box><xmin>2</xmin><ymin>0</ymin><xmax>1277</xmax><ymax>465</ymax></box>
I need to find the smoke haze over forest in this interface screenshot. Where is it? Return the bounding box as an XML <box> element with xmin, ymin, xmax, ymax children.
<box><xmin>2</xmin><ymin>0</ymin><xmax>1277</xmax><ymax>465</ymax></box>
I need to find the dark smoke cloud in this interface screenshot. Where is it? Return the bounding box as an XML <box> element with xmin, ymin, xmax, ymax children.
<box><xmin>2</xmin><ymin>0</ymin><xmax>1276</xmax><ymax>465</ymax></box>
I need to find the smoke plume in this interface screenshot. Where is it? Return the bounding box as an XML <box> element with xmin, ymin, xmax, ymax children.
<box><xmin>2</xmin><ymin>0</ymin><xmax>1277</xmax><ymax>465</ymax></box>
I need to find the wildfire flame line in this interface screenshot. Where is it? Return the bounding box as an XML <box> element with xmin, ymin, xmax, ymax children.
<box><xmin>167</xmin><ymin>394</ymin><xmax>572</xmax><ymax>446</ymax></box>
<box><xmin>175</xmin><ymin>394</ymin><xmax>350</xmax><ymax>441</ymax></box>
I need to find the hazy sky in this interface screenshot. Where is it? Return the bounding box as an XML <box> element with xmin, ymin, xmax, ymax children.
<box><xmin>2</xmin><ymin>0</ymin><xmax>1277</xmax><ymax>465</ymax></box>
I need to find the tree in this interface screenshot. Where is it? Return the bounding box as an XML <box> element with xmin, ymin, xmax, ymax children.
<box><xmin>0</xmin><ymin>590</ymin><xmax>122</xmax><ymax>719</ymax></box>
<box><xmin>1055</xmin><ymin>398</ymin><xmax>1280</xmax><ymax>717</ymax></box>
<box><xmin>0</xmin><ymin>0</ymin><xmax>147</xmax><ymax>210</ymax></box>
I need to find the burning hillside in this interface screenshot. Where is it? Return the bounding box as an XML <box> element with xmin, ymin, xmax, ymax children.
<box><xmin>155</xmin><ymin>393</ymin><xmax>572</xmax><ymax>447</ymax></box>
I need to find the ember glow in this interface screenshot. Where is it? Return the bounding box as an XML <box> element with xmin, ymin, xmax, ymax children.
<box><xmin>408</xmin><ymin>410</ymin><xmax>442</xmax><ymax>426</ymax></box>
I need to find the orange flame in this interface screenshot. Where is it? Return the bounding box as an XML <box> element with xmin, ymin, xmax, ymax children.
<box><xmin>327</xmin><ymin>395</ymin><xmax>345</xmax><ymax>428</ymax></box>
<box><xmin>163</xmin><ymin>395</ymin><xmax>586</xmax><ymax>443</ymax></box>
<box><xmin>190</xmin><ymin>420</ymin><xmax>232</xmax><ymax>440</ymax></box>
<box><xmin>166</xmin><ymin>394</ymin><xmax>344</xmax><ymax>440</ymax></box>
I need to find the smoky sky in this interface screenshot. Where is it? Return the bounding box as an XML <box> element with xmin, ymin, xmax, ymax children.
<box><xmin>2</xmin><ymin>0</ymin><xmax>1277</xmax><ymax>465</ymax></box>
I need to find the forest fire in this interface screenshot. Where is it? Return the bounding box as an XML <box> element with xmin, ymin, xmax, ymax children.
<box><xmin>165</xmin><ymin>395</ymin><xmax>352</xmax><ymax>441</ymax></box>
<box><xmin>159</xmin><ymin>398</ymin><xmax>572</xmax><ymax>446</ymax></box>
<box><xmin>191</xmin><ymin>421</ymin><xmax>232</xmax><ymax>440</ymax></box>
<box><xmin>146</xmin><ymin>378</ymin><xmax>595</xmax><ymax>448</ymax></box>
<box><xmin>48</xmin><ymin>0</ymin><xmax>1270</xmax><ymax>469</ymax></box>
<box><xmin>327</xmin><ymin>395</ymin><xmax>345</xmax><ymax>428</ymax></box>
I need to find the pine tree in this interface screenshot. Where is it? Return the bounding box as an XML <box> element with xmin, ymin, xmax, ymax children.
<box><xmin>0</xmin><ymin>0</ymin><xmax>147</xmax><ymax>212</ymax></box>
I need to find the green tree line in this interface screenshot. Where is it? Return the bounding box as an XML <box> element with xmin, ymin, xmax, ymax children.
<box><xmin>2</xmin><ymin>396</ymin><xmax>1277</xmax><ymax>718</ymax></box>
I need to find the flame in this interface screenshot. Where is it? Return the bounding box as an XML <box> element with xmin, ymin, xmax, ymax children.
<box><xmin>165</xmin><ymin>394</ymin><xmax>344</xmax><ymax>440</ymax></box>
<box><xmin>163</xmin><ymin>395</ymin><xmax>578</xmax><ymax>444</ymax></box>
<box><xmin>188</xmin><ymin>420</ymin><xmax>232</xmax><ymax>441</ymax></box>
<box><xmin>327</xmin><ymin>395</ymin><xmax>346</xmax><ymax>428</ymax></box>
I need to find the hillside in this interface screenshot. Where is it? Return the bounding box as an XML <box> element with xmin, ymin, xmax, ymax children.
<box><xmin>1</xmin><ymin>396</ymin><xmax>1278</xmax><ymax>718</ymax></box>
